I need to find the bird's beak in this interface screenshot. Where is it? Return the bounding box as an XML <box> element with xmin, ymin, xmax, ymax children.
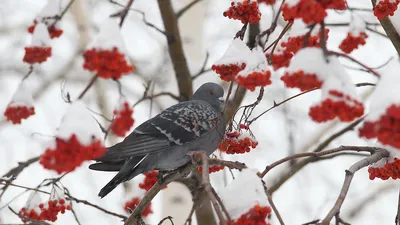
<box><xmin>218</xmin><ymin>97</ymin><xmax>224</xmax><ymax>103</ymax></box>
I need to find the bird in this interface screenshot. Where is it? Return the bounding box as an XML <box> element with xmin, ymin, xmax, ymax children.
<box><xmin>89</xmin><ymin>82</ymin><xmax>226</xmax><ymax>198</ymax></box>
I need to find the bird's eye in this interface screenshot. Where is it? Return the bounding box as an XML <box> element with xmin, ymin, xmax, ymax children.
<box><xmin>209</xmin><ymin>90</ymin><xmax>214</xmax><ymax>95</ymax></box>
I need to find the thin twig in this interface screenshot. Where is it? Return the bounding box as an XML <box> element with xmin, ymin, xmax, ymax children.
<box><xmin>201</xmin><ymin>154</ymin><xmax>227</xmax><ymax>225</ymax></box>
<box><xmin>158</xmin><ymin>216</ymin><xmax>174</xmax><ymax>225</ymax></box>
<box><xmin>268</xmin><ymin>117</ymin><xmax>365</xmax><ymax>193</ymax></box>
<box><xmin>77</xmin><ymin>74</ymin><xmax>98</xmax><ymax>100</ymax></box>
<box><xmin>176</xmin><ymin>0</ymin><xmax>202</xmax><ymax>18</ymax></box>
<box><xmin>318</xmin><ymin>148</ymin><xmax>390</xmax><ymax>224</ymax></box>
<box><xmin>259</xmin><ymin>145</ymin><xmax>377</xmax><ymax>177</ymax></box>
<box><xmin>262</xmin><ymin>181</ymin><xmax>285</xmax><ymax>225</ymax></box>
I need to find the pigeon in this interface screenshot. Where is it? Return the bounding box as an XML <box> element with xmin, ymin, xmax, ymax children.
<box><xmin>89</xmin><ymin>82</ymin><xmax>226</xmax><ymax>198</ymax></box>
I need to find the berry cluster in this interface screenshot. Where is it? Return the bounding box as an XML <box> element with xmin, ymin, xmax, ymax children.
<box><xmin>23</xmin><ymin>47</ymin><xmax>52</xmax><ymax>64</ymax></box>
<box><xmin>219</xmin><ymin>131</ymin><xmax>258</xmax><ymax>154</ymax></box>
<box><xmin>124</xmin><ymin>197</ymin><xmax>152</xmax><ymax>217</ymax></box>
<box><xmin>223</xmin><ymin>0</ymin><xmax>261</xmax><ymax>24</ymax></box>
<box><xmin>258</xmin><ymin>0</ymin><xmax>276</xmax><ymax>5</ymax></box>
<box><xmin>359</xmin><ymin>104</ymin><xmax>400</xmax><ymax>149</ymax></box>
<box><xmin>281</xmin><ymin>70</ymin><xmax>323</xmax><ymax>91</ymax></box>
<box><xmin>368</xmin><ymin>158</ymin><xmax>400</xmax><ymax>180</ymax></box>
<box><xmin>139</xmin><ymin>171</ymin><xmax>168</xmax><ymax>191</ymax></box>
<box><xmin>266</xmin><ymin>51</ymin><xmax>293</xmax><ymax>70</ymax></box>
<box><xmin>4</xmin><ymin>104</ymin><xmax>35</xmax><ymax>124</ymax></box>
<box><xmin>111</xmin><ymin>102</ymin><xmax>134</xmax><ymax>137</ymax></box>
<box><xmin>319</xmin><ymin>0</ymin><xmax>347</xmax><ymax>9</ymax></box>
<box><xmin>19</xmin><ymin>199</ymin><xmax>71</xmax><ymax>223</ymax></box>
<box><xmin>373</xmin><ymin>0</ymin><xmax>400</xmax><ymax>20</ymax></box>
<box><xmin>339</xmin><ymin>32</ymin><xmax>368</xmax><ymax>54</ymax></box>
<box><xmin>268</xmin><ymin>29</ymin><xmax>329</xmax><ymax>70</ymax></box>
<box><xmin>282</xmin><ymin>0</ymin><xmax>327</xmax><ymax>24</ymax></box>
<box><xmin>28</xmin><ymin>20</ymin><xmax>63</xmax><ymax>39</ymax></box>
<box><xmin>227</xmin><ymin>205</ymin><xmax>272</xmax><ymax>225</ymax></box>
<box><xmin>236</xmin><ymin>70</ymin><xmax>272</xmax><ymax>91</ymax></box>
<box><xmin>309</xmin><ymin>90</ymin><xmax>364</xmax><ymax>123</ymax></box>
<box><xmin>83</xmin><ymin>47</ymin><xmax>134</xmax><ymax>79</ymax></box>
<box><xmin>211</xmin><ymin>63</ymin><xmax>246</xmax><ymax>82</ymax></box>
<box><xmin>40</xmin><ymin>134</ymin><xmax>106</xmax><ymax>173</ymax></box>
<box><xmin>198</xmin><ymin>165</ymin><xmax>225</xmax><ymax>173</ymax></box>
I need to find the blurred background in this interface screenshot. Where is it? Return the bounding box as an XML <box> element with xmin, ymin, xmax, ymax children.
<box><xmin>0</xmin><ymin>0</ymin><xmax>399</xmax><ymax>224</ymax></box>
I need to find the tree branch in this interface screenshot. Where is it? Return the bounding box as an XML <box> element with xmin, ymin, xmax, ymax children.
<box><xmin>268</xmin><ymin>117</ymin><xmax>365</xmax><ymax>193</ymax></box>
<box><xmin>371</xmin><ymin>0</ymin><xmax>400</xmax><ymax>56</ymax></box>
<box><xmin>318</xmin><ymin>148</ymin><xmax>390</xmax><ymax>224</ymax></box>
<box><xmin>158</xmin><ymin>0</ymin><xmax>192</xmax><ymax>101</ymax></box>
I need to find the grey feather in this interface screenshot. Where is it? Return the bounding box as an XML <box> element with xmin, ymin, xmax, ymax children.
<box><xmin>90</xmin><ymin>82</ymin><xmax>226</xmax><ymax>198</ymax></box>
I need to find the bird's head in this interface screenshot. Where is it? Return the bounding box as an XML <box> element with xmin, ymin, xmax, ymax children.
<box><xmin>192</xmin><ymin>82</ymin><xmax>225</xmax><ymax>111</ymax></box>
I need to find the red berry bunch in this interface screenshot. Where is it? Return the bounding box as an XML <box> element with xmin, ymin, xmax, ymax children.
<box><xmin>124</xmin><ymin>197</ymin><xmax>152</xmax><ymax>216</ymax></box>
<box><xmin>258</xmin><ymin>0</ymin><xmax>276</xmax><ymax>5</ymax></box>
<box><xmin>282</xmin><ymin>0</ymin><xmax>327</xmax><ymax>24</ymax></box>
<box><xmin>226</xmin><ymin>205</ymin><xmax>272</xmax><ymax>225</ymax></box>
<box><xmin>4</xmin><ymin>103</ymin><xmax>35</xmax><ymax>124</ymax></box>
<box><xmin>28</xmin><ymin>20</ymin><xmax>63</xmax><ymax>39</ymax></box>
<box><xmin>212</xmin><ymin>63</ymin><xmax>247</xmax><ymax>82</ymax></box>
<box><xmin>19</xmin><ymin>199</ymin><xmax>71</xmax><ymax>223</ymax></box>
<box><xmin>281</xmin><ymin>70</ymin><xmax>323</xmax><ymax>91</ymax></box>
<box><xmin>198</xmin><ymin>165</ymin><xmax>225</xmax><ymax>173</ymax></box>
<box><xmin>236</xmin><ymin>70</ymin><xmax>272</xmax><ymax>91</ymax></box>
<box><xmin>40</xmin><ymin>134</ymin><xmax>106</xmax><ymax>174</ymax></box>
<box><xmin>219</xmin><ymin>131</ymin><xmax>258</xmax><ymax>154</ymax></box>
<box><xmin>266</xmin><ymin>51</ymin><xmax>293</xmax><ymax>70</ymax></box>
<box><xmin>373</xmin><ymin>0</ymin><xmax>400</xmax><ymax>20</ymax></box>
<box><xmin>368</xmin><ymin>158</ymin><xmax>400</xmax><ymax>180</ymax></box>
<box><xmin>309</xmin><ymin>90</ymin><xmax>364</xmax><ymax>123</ymax></box>
<box><xmin>339</xmin><ymin>32</ymin><xmax>368</xmax><ymax>54</ymax></box>
<box><xmin>359</xmin><ymin>104</ymin><xmax>400</xmax><ymax>149</ymax></box>
<box><xmin>139</xmin><ymin>171</ymin><xmax>168</xmax><ymax>191</ymax></box>
<box><xmin>23</xmin><ymin>47</ymin><xmax>52</xmax><ymax>64</ymax></box>
<box><xmin>111</xmin><ymin>102</ymin><xmax>134</xmax><ymax>137</ymax></box>
<box><xmin>83</xmin><ymin>47</ymin><xmax>134</xmax><ymax>79</ymax></box>
<box><xmin>319</xmin><ymin>0</ymin><xmax>347</xmax><ymax>10</ymax></box>
<box><xmin>268</xmin><ymin>29</ymin><xmax>329</xmax><ymax>70</ymax></box>
<box><xmin>223</xmin><ymin>0</ymin><xmax>261</xmax><ymax>24</ymax></box>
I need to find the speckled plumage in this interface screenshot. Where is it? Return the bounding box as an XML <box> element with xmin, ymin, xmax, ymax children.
<box><xmin>89</xmin><ymin>83</ymin><xmax>225</xmax><ymax>198</ymax></box>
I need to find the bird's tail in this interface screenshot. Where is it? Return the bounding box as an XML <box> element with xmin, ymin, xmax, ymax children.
<box><xmin>98</xmin><ymin>155</ymin><xmax>147</xmax><ymax>198</ymax></box>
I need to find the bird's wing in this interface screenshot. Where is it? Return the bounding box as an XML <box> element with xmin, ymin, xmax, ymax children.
<box><xmin>98</xmin><ymin>100</ymin><xmax>221</xmax><ymax>162</ymax></box>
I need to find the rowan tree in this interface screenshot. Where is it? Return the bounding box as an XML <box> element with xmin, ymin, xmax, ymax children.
<box><xmin>1</xmin><ymin>0</ymin><xmax>400</xmax><ymax>225</ymax></box>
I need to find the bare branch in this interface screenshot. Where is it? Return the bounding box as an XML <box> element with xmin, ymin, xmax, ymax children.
<box><xmin>158</xmin><ymin>0</ymin><xmax>192</xmax><ymax>101</ymax></box>
<box><xmin>269</xmin><ymin>118</ymin><xmax>365</xmax><ymax>193</ymax></box>
<box><xmin>158</xmin><ymin>216</ymin><xmax>174</xmax><ymax>225</ymax></box>
<box><xmin>318</xmin><ymin>148</ymin><xmax>390</xmax><ymax>224</ymax></box>
<box><xmin>262</xmin><ymin>181</ymin><xmax>285</xmax><ymax>225</ymax></box>
<box><xmin>371</xmin><ymin>0</ymin><xmax>400</xmax><ymax>56</ymax></box>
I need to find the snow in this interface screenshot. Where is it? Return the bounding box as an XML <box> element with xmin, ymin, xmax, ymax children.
<box><xmin>367</xmin><ymin>58</ymin><xmax>400</xmax><ymax>121</ymax></box>
<box><xmin>349</xmin><ymin>15</ymin><xmax>366</xmax><ymax>36</ymax></box>
<box><xmin>57</xmin><ymin>101</ymin><xmax>104</xmax><ymax>145</ymax></box>
<box><xmin>237</xmin><ymin>47</ymin><xmax>269</xmax><ymax>77</ymax></box>
<box><xmin>31</xmin><ymin>22</ymin><xmax>51</xmax><ymax>47</ymax></box>
<box><xmin>214</xmin><ymin>38</ymin><xmax>252</xmax><ymax>66</ymax></box>
<box><xmin>87</xmin><ymin>18</ymin><xmax>129</xmax><ymax>55</ymax></box>
<box><xmin>25</xmin><ymin>191</ymin><xmax>42</xmax><ymax>211</ymax></box>
<box><xmin>284</xmin><ymin>0</ymin><xmax>301</xmax><ymax>7</ymax></box>
<box><xmin>232</xmin><ymin>0</ymin><xmax>257</xmax><ymax>3</ymax></box>
<box><xmin>8</xmin><ymin>80</ymin><xmax>34</xmax><ymax>108</ymax></box>
<box><xmin>218</xmin><ymin>169</ymin><xmax>269</xmax><ymax>220</ymax></box>
<box><xmin>36</xmin><ymin>0</ymin><xmax>63</xmax><ymax>23</ymax></box>
<box><xmin>287</xmin><ymin>47</ymin><xmax>360</xmax><ymax>104</ymax></box>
